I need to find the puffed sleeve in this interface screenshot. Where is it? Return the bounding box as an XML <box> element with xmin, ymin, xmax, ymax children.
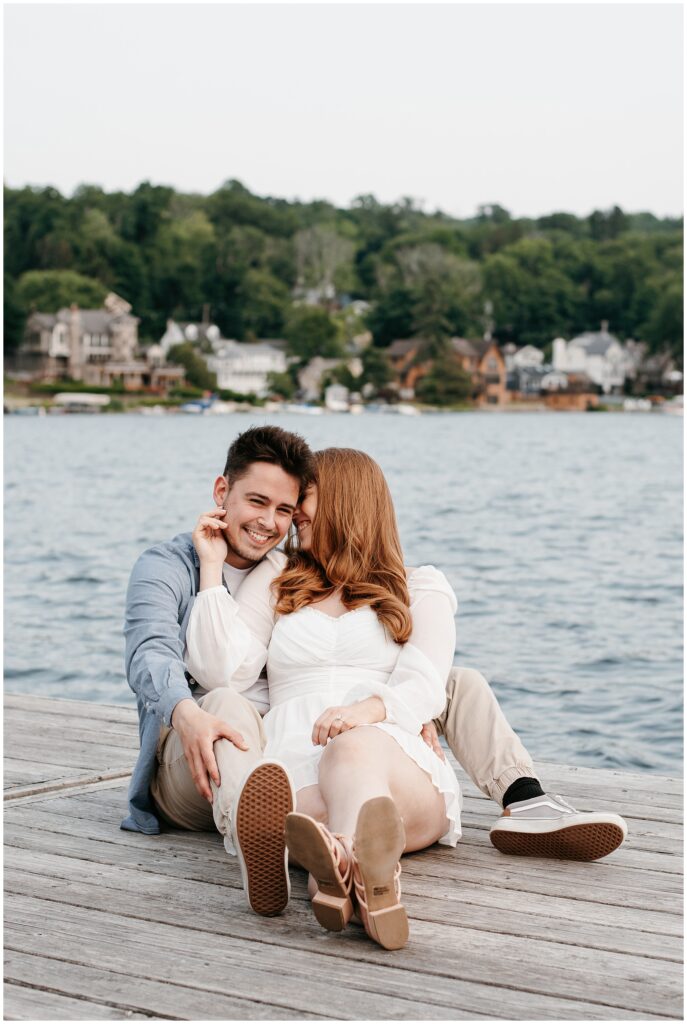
<box><xmin>185</xmin><ymin>552</ymin><xmax>284</xmax><ymax>691</ymax></box>
<box><xmin>343</xmin><ymin>566</ymin><xmax>457</xmax><ymax>734</ymax></box>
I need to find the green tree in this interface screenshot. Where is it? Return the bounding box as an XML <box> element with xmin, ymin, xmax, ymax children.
<box><xmin>3</xmin><ymin>182</ymin><xmax>682</xmax><ymax>373</ymax></box>
<box><xmin>360</xmin><ymin>345</ymin><xmax>393</xmax><ymax>390</ymax></box>
<box><xmin>641</xmin><ymin>275</ymin><xmax>684</xmax><ymax>364</ymax></box>
<box><xmin>284</xmin><ymin>306</ymin><xmax>343</xmax><ymax>361</ymax></box>
<box><xmin>16</xmin><ymin>269</ymin><xmax>108</xmax><ymax>311</ymax></box>
<box><xmin>237</xmin><ymin>269</ymin><xmax>290</xmax><ymax>338</ymax></box>
<box><xmin>588</xmin><ymin>205</ymin><xmax>628</xmax><ymax>242</ymax></box>
<box><xmin>415</xmin><ymin>354</ymin><xmax>473</xmax><ymax>406</ymax></box>
<box><xmin>396</xmin><ymin>244</ymin><xmax>482</xmax><ymax>352</ymax></box>
<box><xmin>119</xmin><ymin>181</ymin><xmax>175</xmax><ymax>245</ymax></box>
<box><xmin>367</xmin><ymin>287</ymin><xmax>415</xmax><ymax>347</ymax></box>
<box><xmin>154</xmin><ymin>211</ymin><xmax>217</xmax><ymax>324</ymax></box>
<box><xmin>206</xmin><ymin>179</ymin><xmax>297</xmax><ymax>238</ymax></box>
<box><xmin>483</xmin><ymin>238</ymin><xmax>578</xmax><ymax>346</ymax></box>
<box><xmin>166</xmin><ymin>342</ymin><xmax>217</xmax><ymax>391</ymax></box>
<box><xmin>4</xmin><ymin>274</ymin><xmax>26</xmax><ymax>356</ymax></box>
<box><xmin>295</xmin><ymin>224</ymin><xmax>356</xmax><ymax>296</ymax></box>
<box><xmin>265</xmin><ymin>371</ymin><xmax>296</xmax><ymax>399</ymax></box>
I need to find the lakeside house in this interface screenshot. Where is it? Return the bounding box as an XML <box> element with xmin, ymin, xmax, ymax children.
<box><xmin>543</xmin><ymin>373</ymin><xmax>600</xmax><ymax>410</ymax></box>
<box><xmin>160</xmin><ymin>318</ymin><xmax>291</xmax><ymax>397</ymax></box>
<box><xmin>159</xmin><ymin>318</ymin><xmax>223</xmax><ymax>356</ymax></box>
<box><xmin>503</xmin><ymin>344</ymin><xmax>545</xmax><ymax>372</ymax></box>
<box><xmin>9</xmin><ymin>293</ymin><xmax>184</xmax><ymax>393</ymax></box>
<box><xmin>553</xmin><ymin>322</ymin><xmax>627</xmax><ymax>393</ymax></box>
<box><xmin>298</xmin><ymin>356</ymin><xmax>363</xmax><ymax>402</ymax></box>
<box><xmin>206</xmin><ymin>339</ymin><xmax>288</xmax><ymax>397</ymax></box>
<box><xmin>388</xmin><ymin>336</ymin><xmax>508</xmax><ymax>405</ymax></box>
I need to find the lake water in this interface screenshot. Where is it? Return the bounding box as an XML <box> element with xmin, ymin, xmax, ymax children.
<box><xmin>4</xmin><ymin>411</ymin><xmax>683</xmax><ymax>775</ymax></box>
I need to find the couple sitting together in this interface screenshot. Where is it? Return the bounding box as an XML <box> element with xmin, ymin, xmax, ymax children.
<box><xmin>122</xmin><ymin>425</ymin><xmax>627</xmax><ymax>950</ymax></box>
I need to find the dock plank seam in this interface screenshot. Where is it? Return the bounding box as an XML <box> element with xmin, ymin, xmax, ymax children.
<box><xmin>4</xmin><ymin>769</ymin><xmax>132</xmax><ymax>803</ymax></box>
<box><xmin>3</xmin><ymin>979</ymin><xmax>171</xmax><ymax>1021</ymax></box>
<box><xmin>6</xmin><ymin>853</ymin><xmax>683</xmax><ymax>961</ymax></box>
<box><xmin>4</xmin><ymin>949</ymin><xmax>343</xmax><ymax>1021</ymax></box>
<box><xmin>6</xmin><ymin>828</ymin><xmax>682</xmax><ymax>917</ymax></box>
<box><xmin>7</xmin><ymin>889</ymin><xmax>682</xmax><ymax>1017</ymax></box>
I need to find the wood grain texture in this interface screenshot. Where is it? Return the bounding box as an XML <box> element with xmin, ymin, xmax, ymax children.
<box><xmin>3</xmin><ymin>693</ymin><xmax>683</xmax><ymax>1020</ymax></box>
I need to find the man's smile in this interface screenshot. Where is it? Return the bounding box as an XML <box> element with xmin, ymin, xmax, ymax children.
<box><xmin>244</xmin><ymin>526</ymin><xmax>275</xmax><ymax>545</ymax></box>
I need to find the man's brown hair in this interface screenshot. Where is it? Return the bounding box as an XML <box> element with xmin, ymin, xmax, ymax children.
<box><xmin>223</xmin><ymin>425</ymin><xmax>315</xmax><ymax>493</ymax></box>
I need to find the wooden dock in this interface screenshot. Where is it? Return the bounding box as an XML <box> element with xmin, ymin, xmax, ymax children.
<box><xmin>3</xmin><ymin>693</ymin><xmax>683</xmax><ymax>1020</ymax></box>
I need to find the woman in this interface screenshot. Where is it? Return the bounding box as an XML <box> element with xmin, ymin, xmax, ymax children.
<box><xmin>186</xmin><ymin>448</ymin><xmax>461</xmax><ymax>950</ymax></box>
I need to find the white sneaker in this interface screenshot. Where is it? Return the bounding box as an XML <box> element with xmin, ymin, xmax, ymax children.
<box><xmin>489</xmin><ymin>793</ymin><xmax>628</xmax><ymax>860</ymax></box>
<box><xmin>230</xmin><ymin>760</ymin><xmax>296</xmax><ymax>916</ymax></box>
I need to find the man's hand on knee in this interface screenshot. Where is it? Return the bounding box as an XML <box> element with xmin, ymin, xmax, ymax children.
<box><xmin>171</xmin><ymin>698</ymin><xmax>249</xmax><ymax>802</ymax></box>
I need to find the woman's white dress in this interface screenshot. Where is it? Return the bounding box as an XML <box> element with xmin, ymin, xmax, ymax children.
<box><xmin>185</xmin><ymin>556</ymin><xmax>462</xmax><ymax>846</ymax></box>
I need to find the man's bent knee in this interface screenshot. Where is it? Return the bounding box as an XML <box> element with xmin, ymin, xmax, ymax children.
<box><xmin>448</xmin><ymin>666</ymin><xmax>493</xmax><ymax>702</ymax></box>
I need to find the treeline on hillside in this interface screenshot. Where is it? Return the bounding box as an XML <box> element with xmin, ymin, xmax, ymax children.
<box><xmin>4</xmin><ymin>181</ymin><xmax>683</xmax><ymax>364</ymax></box>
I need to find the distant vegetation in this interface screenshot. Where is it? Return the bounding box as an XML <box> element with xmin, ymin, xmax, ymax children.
<box><xmin>4</xmin><ymin>181</ymin><xmax>683</xmax><ymax>365</ymax></box>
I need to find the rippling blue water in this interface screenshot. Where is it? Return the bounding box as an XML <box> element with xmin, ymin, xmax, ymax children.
<box><xmin>4</xmin><ymin>411</ymin><xmax>683</xmax><ymax>774</ymax></box>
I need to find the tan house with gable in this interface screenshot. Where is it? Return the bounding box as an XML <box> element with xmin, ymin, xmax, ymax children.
<box><xmin>9</xmin><ymin>293</ymin><xmax>184</xmax><ymax>393</ymax></box>
<box><xmin>388</xmin><ymin>336</ymin><xmax>508</xmax><ymax>405</ymax></box>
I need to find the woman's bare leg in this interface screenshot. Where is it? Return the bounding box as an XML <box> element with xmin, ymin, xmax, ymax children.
<box><xmin>317</xmin><ymin>726</ymin><xmax>447</xmax><ymax>850</ymax></box>
<box><xmin>290</xmin><ymin>784</ymin><xmax>328</xmax><ymax>888</ymax></box>
<box><xmin>296</xmin><ymin>784</ymin><xmax>328</xmax><ymax>824</ymax></box>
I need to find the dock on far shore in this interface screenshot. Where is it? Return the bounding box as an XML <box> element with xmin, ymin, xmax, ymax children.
<box><xmin>3</xmin><ymin>693</ymin><xmax>683</xmax><ymax>1021</ymax></box>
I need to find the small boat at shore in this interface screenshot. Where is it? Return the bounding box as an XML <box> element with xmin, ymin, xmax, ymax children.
<box><xmin>659</xmin><ymin>397</ymin><xmax>684</xmax><ymax>416</ymax></box>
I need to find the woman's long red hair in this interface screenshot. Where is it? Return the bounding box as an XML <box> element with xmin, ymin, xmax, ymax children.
<box><xmin>274</xmin><ymin>448</ymin><xmax>412</xmax><ymax>643</ymax></box>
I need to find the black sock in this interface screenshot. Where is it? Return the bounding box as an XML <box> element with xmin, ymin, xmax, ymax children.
<box><xmin>502</xmin><ymin>777</ymin><xmax>545</xmax><ymax>809</ymax></box>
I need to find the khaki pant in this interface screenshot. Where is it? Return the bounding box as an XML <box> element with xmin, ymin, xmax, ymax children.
<box><xmin>151</xmin><ymin>667</ymin><xmax>535</xmax><ymax>837</ymax></box>
<box><xmin>150</xmin><ymin>688</ymin><xmax>267</xmax><ymax>837</ymax></box>
<box><xmin>434</xmin><ymin>667</ymin><xmax>535</xmax><ymax>804</ymax></box>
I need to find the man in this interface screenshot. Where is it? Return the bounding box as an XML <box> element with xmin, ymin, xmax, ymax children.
<box><xmin>122</xmin><ymin>425</ymin><xmax>311</xmax><ymax>916</ymax></box>
<box><xmin>122</xmin><ymin>425</ymin><xmax>627</xmax><ymax>917</ymax></box>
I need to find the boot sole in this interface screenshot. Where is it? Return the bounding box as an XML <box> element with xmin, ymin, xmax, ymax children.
<box><xmin>233</xmin><ymin>762</ymin><xmax>294</xmax><ymax>916</ymax></box>
<box><xmin>490</xmin><ymin>821</ymin><xmax>626</xmax><ymax>861</ymax></box>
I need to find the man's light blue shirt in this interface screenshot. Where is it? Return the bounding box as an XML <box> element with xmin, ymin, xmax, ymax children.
<box><xmin>121</xmin><ymin>531</ymin><xmax>222</xmax><ymax>834</ymax></box>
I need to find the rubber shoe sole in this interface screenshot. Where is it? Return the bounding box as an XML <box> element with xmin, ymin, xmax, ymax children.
<box><xmin>232</xmin><ymin>761</ymin><xmax>295</xmax><ymax>916</ymax></box>
<box><xmin>490</xmin><ymin>820</ymin><xmax>626</xmax><ymax>861</ymax></box>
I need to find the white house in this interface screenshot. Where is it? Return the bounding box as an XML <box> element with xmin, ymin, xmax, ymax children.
<box><xmin>206</xmin><ymin>341</ymin><xmax>287</xmax><ymax>396</ymax></box>
<box><xmin>502</xmin><ymin>343</ymin><xmax>545</xmax><ymax>373</ymax></box>
<box><xmin>553</xmin><ymin>322</ymin><xmax>626</xmax><ymax>393</ymax></box>
<box><xmin>159</xmin><ymin>319</ymin><xmax>222</xmax><ymax>356</ymax></box>
<box><xmin>298</xmin><ymin>356</ymin><xmax>363</xmax><ymax>402</ymax></box>
<box><xmin>540</xmin><ymin>370</ymin><xmax>570</xmax><ymax>392</ymax></box>
<box><xmin>324</xmin><ymin>384</ymin><xmax>350</xmax><ymax>412</ymax></box>
<box><xmin>513</xmin><ymin>345</ymin><xmax>545</xmax><ymax>369</ymax></box>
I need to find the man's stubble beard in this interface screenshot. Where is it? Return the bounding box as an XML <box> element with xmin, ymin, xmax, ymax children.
<box><xmin>224</xmin><ymin>520</ymin><xmax>280</xmax><ymax>566</ymax></box>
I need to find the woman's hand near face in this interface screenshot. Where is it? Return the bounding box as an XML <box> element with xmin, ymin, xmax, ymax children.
<box><xmin>311</xmin><ymin>696</ymin><xmax>386</xmax><ymax>746</ymax></box>
<box><xmin>193</xmin><ymin>508</ymin><xmax>229</xmax><ymax>590</ymax></box>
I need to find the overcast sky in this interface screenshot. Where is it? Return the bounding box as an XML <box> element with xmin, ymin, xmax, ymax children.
<box><xmin>4</xmin><ymin>3</ymin><xmax>683</xmax><ymax>218</ymax></box>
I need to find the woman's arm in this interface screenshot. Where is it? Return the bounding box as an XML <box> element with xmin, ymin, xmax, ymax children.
<box><xmin>185</xmin><ymin>550</ymin><xmax>284</xmax><ymax>691</ymax></box>
<box><xmin>342</xmin><ymin>566</ymin><xmax>457</xmax><ymax>735</ymax></box>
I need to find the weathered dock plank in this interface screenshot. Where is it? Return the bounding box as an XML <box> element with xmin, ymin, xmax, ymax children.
<box><xmin>3</xmin><ymin>693</ymin><xmax>683</xmax><ymax>1020</ymax></box>
<box><xmin>3</xmin><ymin>983</ymin><xmax>156</xmax><ymax>1021</ymax></box>
<box><xmin>4</xmin><ymin>694</ymin><xmax>137</xmax><ymax>798</ymax></box>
